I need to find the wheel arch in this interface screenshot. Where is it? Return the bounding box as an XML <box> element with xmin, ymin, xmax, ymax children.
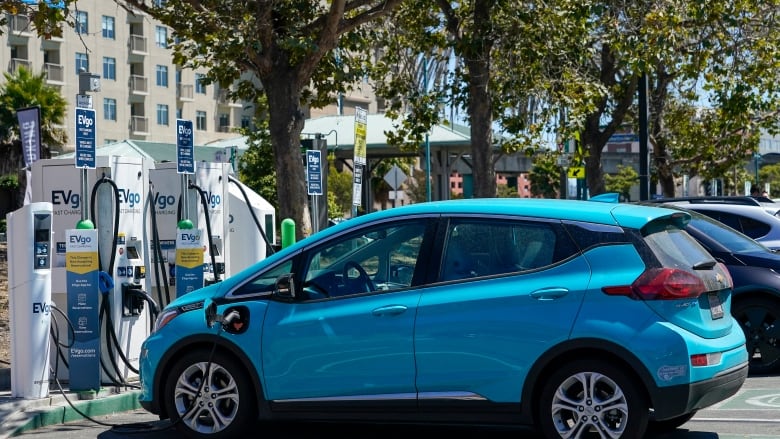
<box><xmin>520</xmin><ymin>338</ymin><xmax>655</xmax><ymax>425</ymax></box>
<box><xmin>153</xmin><ymin>334</ymin><xmax>269</xmax><ymax>421</ymax></box>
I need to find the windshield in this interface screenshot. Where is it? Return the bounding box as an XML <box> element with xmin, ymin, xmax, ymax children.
<box><xmin>686</xmin><ymin>210</ymin><xmax>772</xmax><ymax>253</ymax></box>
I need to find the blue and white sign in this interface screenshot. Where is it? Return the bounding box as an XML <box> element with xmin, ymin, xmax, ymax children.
<box><xmin>65</xmin><ymin>228</ymin><xmax>100</xmax><ymax>391</ymax></box>
<box><xmin>176</xmin><ymin>119</ymin><xmax>194</xmax><ymax>174</ymax></box>
<box><xmin>306</xmin><ymin>149</ymin><xmax>323</xmax><ymax>196</ymax></box>
<box><xmin>75</xmin><ymin>108</ymin><xmax>96</xmax><ymax>169</ymax></box>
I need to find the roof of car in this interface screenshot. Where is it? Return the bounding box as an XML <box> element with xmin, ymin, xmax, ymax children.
<box><xmin>328</xmin><ymin>198</ymin><xmax>684</xmax><ymax>233</ymax></box>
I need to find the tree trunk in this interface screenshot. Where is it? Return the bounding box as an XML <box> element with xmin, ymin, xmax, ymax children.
<box><xmin>466</xmin><ymin>59</ymin><xmax>496</xmax><ymax>198</ymax></box>
<box><xmin>264</xmin><ymin>74</ymin><xmax>311</xmax><ymax>241</ymax></box>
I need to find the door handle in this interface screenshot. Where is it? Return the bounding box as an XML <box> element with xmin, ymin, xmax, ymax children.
<box><xmin>372</xmin><ymin>305</ymin><xmax>408</xmax><ymax>316</ymax></box>
<box><xmin>530</xmin><ymin>288</ymin><xmax>569</xmax><ymax>301</ymax></box>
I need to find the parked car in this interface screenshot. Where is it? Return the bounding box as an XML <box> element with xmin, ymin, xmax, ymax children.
<box><xmin>139</xmin><ymin>199</ymin><xmax>747</xmax><ymax>439</ymax></box>
<box><xmin>646</xmin><ymin>197</ymin><xmax>780</xmax><ymax>250</ymax></box>
<box><xmin>640</xmin><ymin>202</ymin><xmax>780</xmax><ymax>375</ymax></box>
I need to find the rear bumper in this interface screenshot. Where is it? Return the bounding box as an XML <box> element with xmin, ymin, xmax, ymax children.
<box><xmin>651</xmin><ymin>361</ymin><xmax>748</xmax><ymax>420</ymax></box>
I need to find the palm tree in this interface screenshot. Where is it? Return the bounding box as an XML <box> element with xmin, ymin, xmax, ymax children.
<box><xmin>0</xmin><ymin>66</ymin><xmax>67</xmax><ymax>154</ymax></box>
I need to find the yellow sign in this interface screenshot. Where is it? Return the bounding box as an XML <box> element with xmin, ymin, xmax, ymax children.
<box><xmin>353</xmin><ymin>107</ymin><xmax>367</xmax><ymax>165</ymax></box>
<box><xmin>568</xmin><ymin>167</ymin><xmax>585</xmax><ymax>179</ymax></box>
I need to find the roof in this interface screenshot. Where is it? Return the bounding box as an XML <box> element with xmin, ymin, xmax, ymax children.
<box><xmin>55</xmin><ymin>113</ymin><xmax>473</xmax><ymax>162</ymax></box>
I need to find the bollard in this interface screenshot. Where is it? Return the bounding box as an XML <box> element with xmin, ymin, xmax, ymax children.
<box><xmin>281</xmin><ymin>218</ymin><xmax>296</xmax><ymax>248</ymax></box>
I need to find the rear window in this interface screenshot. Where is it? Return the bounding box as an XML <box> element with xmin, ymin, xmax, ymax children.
<box><xmin>686</xmin><ymin>213</ymin><xmax>770</xmax><ymax>253</ymax></box>
<box><xmin>643</xmin><ymin>226</ymin><xmax>714</xmax><ymax>270</ymax></box>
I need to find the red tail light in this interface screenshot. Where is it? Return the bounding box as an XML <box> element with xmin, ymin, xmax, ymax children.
<box><xmin>602</xmin><ymin>268</ymin><xmax>706</xmax><ymax>300</ymax></box>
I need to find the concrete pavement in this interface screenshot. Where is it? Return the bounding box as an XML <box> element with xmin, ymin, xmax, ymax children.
<box><xmin>0</xmin><ymin>368</ymin><xmax>142</xmax><ymax>438</ymax></box>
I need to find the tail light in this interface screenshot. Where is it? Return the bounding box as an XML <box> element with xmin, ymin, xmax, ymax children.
<box><xmin>602</xmin><ymin>267</ymin><xmax>706</xmax><ymax>300</ymax></box>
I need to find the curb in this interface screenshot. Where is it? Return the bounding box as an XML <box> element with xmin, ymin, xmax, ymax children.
<box><xmin>3</xmin><ymin>390</ymin><xmax>142</xmax><ymax>438</ymax></box>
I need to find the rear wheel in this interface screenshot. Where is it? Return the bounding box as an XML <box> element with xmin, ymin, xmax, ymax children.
<box><xmin>164</xmin><ymin>348</ymin><xmax>257</xmax><ymax>439</ymax></box>
<box><xmin>732</xmin><ymin>297</ymin><xmax>780</xmax><ymax>375</ymax></box>
<box><xmin>538</xmin><ymin>359</ymin><xmax>648</xmax><ymax>438</ymax></box>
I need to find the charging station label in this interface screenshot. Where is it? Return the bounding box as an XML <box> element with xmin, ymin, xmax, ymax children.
<box><xmin>65</xmin><ymin>229</ymin><xmax>100</xmax><ymax>391</ymax></box>
<box><xmin>176</xmin><ymin>228</ymin><xmax>204</xmax><ymax>296</ymax></box>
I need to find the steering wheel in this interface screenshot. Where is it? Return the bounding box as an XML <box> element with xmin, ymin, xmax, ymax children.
<box><xmin>343</xmin><ymin>261</ymin><xmax>375</xmax><ymax>293</ymax></box>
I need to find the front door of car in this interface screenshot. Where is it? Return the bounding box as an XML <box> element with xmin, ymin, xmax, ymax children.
<box><xmin>414</xmin><ymin>218</ymin><xmax>589</xmax><ymax>404</ymax></box>
<box><xmin>260</xmin><ymin>219</ymin><xmax>432</xmax><ymax>402</ymax></box>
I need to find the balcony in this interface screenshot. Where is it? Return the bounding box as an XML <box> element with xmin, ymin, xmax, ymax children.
<box><xmin>131</xmin><ymin>116</ymin><xmax>149</xmax><ymax>135</ymax></box>
<box><xmin>129</xmin><ymin>35</ymin><xmax>148</xmax><ymax>55</ymax></box>
<box><xmin>44</xmin><ymin>63</ymin><xmax>65</xmax><ymax>84</ymax></box>
<box><xmin>9</xmin><ymin>58</ymin><xmax>31</xmax><ymax>73</ymax></box>
<box><xmin>130</xmin><ymin>75</ymin><xmax>149</xmax><ymax>95</ymax></box>
<box><xmin>177</xmin><ymin>84</ymin><xmax>194</xmax><ymax>101</ymax></box>
<box><xmin>7</xmin><ymin>15</ymin><xmax>32</xmax><ymax>36</ymax></box>
<box><xmin>218</xmin><ymin>125</ymin><xmax>235</xmax><ymax>133</ymax></box>
<box><xmin>217</xmin><ymin>89</ymin><xmax>243</xmax><ymax>108</ymax></box>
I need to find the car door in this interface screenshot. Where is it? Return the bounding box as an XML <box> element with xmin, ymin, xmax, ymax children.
<box><xmin>414</xmin><ymin>216</ymin><xmax>589</xmax><ymax>405</ymax></box>
<box><xmin>261</xmin><ymin>218</ymin><xmax>433</xmax><ymax>402</ymax></box>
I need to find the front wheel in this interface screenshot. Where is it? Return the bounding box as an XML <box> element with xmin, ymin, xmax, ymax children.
<box><xmin>538</xmin><ymin>359</ymin><xmax>648</xmax><ymax>438</ymax></box>
<box><xmin>164</xmin><ymin>348</ymin><xmax>257</xmax><ymax>439</ymax></box>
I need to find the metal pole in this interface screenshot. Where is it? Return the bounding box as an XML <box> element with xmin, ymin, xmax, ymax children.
<box><xmin>638</xmin><ymin>73</ymin><xmax>650</xmax><ymax>201</ymax></box>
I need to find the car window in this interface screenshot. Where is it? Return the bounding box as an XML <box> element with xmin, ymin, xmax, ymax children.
<box><xmin>735</xmin><ymin>214</ymin><xmax>771</xmax><ymax>239</ymax></box>
<box><xmin>440</xmin><ymin>219</ymin><xmax>557</xmax><ymax>281</ymax></box>
<box><xmin>301</xmin><ymin>221</ymin><xmax>427</xmax><ymax>299</ymax></box>
<box><xmin>685</xmin><ymin>213</ymin><xmax>771</xmax><ymax>253</ymax></box>
<box><xmin>643</xmin><ymin>226</ymin><xmax>714</xmax><ymax>270</ymax></box>
<box><xmin>232</xmin><ymin>260</ymin><xmax>294</xmax><ymax>296</ymax></box>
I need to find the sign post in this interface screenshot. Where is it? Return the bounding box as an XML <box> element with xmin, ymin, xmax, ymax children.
<box><xmin>352</xmin><ymin>107</ymin><xmax>368</xmax><ymax>217</ymax></box>
<box><xmin>307</xmin><ymin>149</ymin><xmax>323</xmax><ymax>233</ymax></box>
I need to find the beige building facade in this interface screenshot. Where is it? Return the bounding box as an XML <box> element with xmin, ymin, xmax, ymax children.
<box><xmin>2</xmin><ymin>3</ymin><xmax>385</xmax><ymax>152</ymax></box>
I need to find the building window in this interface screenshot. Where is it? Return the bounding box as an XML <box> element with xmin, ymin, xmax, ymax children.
<box><xmin>195</xmin><ymin>74</ymin><xmax>206</xmax><ymax>94</ymax></box>
<box><xmin>218</xmin><ymin>113</ymin><xmax>229</xmax><ymax>130</ymax></box>
<box><xmin>154</xmin><ymin>0</ymin><xmax>167</xmax><ymax>6</ymax></box>
<box><xmin>196</xmin><ymin>110</ymin><xmax>207</xmax><ymax>130</ymax></box>
<box><xmin>104</xmin><ymin>98</ymin><xmax>117</xmax><ymax>121</ymax></box>
<box><xmin>103</xmin><ymin>57</ymin><xmax>116</xmax><ymax>80</ymax></box>
<box><xmin>241</xmin><ymin>116</ymin><xmax>251</xmax><ymax>129</ymax></box>
<box><xmin>176</xmin><ymin>107</ymin><xmax>182</xmax><ymax>119</ymax></box>
<box><xmin>157</xmin><ymin>104</ymin><xmax>169</xmax><ymax>126</ymax></box>
<box><xmin>101</xmin><ymin>16</ymin><xmax>115</xmax><ymax>39</ymax></box>
<box><xmin>156</xmin><ymin>65</ymin><xmax>168</xmax><ymax>87</ymax></box>
<box><xmin>75</xmin><ymin>11</ymin><xmax>88</xmax><ymax>34</ymax></box>
<box><xmin>75</xmin><ymin>52</ymin><xmax>89</xmax><ymax>74</ymax></box>
<box><xmin>155</xmin><ymin>26</ymin><xmax>168</xmax><ymax>48</ymax></box>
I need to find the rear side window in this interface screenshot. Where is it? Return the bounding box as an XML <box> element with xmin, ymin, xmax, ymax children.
<box><xmin>439</xmin><ymin>219</ymin><xmax>571</xmax><ymax>281</ymax></box>
<box><xmin>700</xmin><ymin>211</ymin><xmax>770</xmax><ymax>240</ymax></box>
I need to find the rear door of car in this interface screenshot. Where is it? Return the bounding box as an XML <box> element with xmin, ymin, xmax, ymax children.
<box><xmin>414</xmin><ymin>216</ymin><xmax>589</xmax><ymax>404</ymax></box>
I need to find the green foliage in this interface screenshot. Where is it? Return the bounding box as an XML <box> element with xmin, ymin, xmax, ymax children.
<box><xmin>759</xmin><ymin>163</ymin><xmax>780</xmax><ymax>198</ymax></box>
<box><xmin>529</xmin><ymin>151</ymin><xmax>561</xmax><ymax>199</ymax></box>
<box><xmin>327</xmin><ymin>155</ymin><xmax>353</xmax><ymax>217</ymax></box>
<box><xmin>496</xmin><ymin>184</ymin><xmax>519</xmax><ymax>198</ymax></box>
<box><xmin>0</xmin><ymin>175</ymin><xmax>19</xmax><ymax>191</ymax></box>
<box><xmin>236</xmin><ymin>108</ymin><xmax>277</xmax><ymax>209</ymax></box>
<box><xmin>604</xmin><ymin>165</ymin><xmax>639</xmax><ymax>202</ymax></box>
<box><xmin>0</xmin><ymin>66</ymin><xmax>67</xmax><ymax>148</ymax></box>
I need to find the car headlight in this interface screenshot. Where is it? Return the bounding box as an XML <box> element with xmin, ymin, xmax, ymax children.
<box><xmin>153</xmin><ymin>308</ymin><xmax>180</xmax><ymax>332</ymax></box>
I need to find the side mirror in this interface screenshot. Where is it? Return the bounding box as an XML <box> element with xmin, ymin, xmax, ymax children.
<box><xmin>205</xmin><ymin>299</ymin><xmax>218</xmax><ymax>328</ymax></box>
<box><xmin>275</xmin><ymin>273</ymin><xmax>296</xmax><ymax>300</ymax></box>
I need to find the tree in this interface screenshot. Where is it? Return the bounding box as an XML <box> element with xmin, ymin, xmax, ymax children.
<box><xmin>528</xmin><ymin>151</ymin><xmax>561</xmax><ymax>199</ymax></box>
<box><xmin>371</xmin><ymin>0</ymin><xmax>598</xmax><ymax>199</ymax></box>
<box><xmin>0</xmin><ymin>66</ymin><xmax>67</xmax><ymax>149</ymax></box>
<box><xmin>327</xmin><ymin>154</ymin><xmax>353</xmax><ymax>218</ymax></box>
<box><xmin>0</xmin><ymin>1</ymin><xmax>69</xmax><ymax>38</ymax></box>
<box><xmin>604</xmin><ymin>165</ymin><xmax>639</xmax><ymax>202</ymax></box>
<box><xmin>117</xmin><ymin>0</ymin><xmax>403</xmax><ymax>239</ymax></box>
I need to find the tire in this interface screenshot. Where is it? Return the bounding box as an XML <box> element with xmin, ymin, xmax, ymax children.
<box><xmin>538</xmin><ymin>359</ymin><xmax>648</xmax><ymax>438</ymax></box>
<box><xmin>164</xmin><ymin>348</ymin><xmax>257</xmax><ymax>439</ymax></box>
<box><xmin>648</xmin><ymin>411</ymin><xmax>696</xmax><ymax>433</ymax></box>
<box><xmin>732</xmin><ymin>297</ymin><xmax>780</xmax><ymax>375</ymax></box>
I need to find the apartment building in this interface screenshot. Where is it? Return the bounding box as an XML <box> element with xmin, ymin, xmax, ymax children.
<box><xmin>1</xmin><ymin>2</ymin><xmax>386</xmax><ymax>154</ymax></box>
<box><xmin>1</xmin><ymin>2</ymin><xmax>257</xmax><ymax>151</ymax></box>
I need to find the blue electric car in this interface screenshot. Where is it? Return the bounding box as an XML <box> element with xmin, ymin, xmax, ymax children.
<box><xmin>139</xmin><ymin>198</ymin><xmax>747</xmax><ymax>439</ymax></box>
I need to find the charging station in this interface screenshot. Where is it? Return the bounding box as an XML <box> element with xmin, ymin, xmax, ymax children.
<box><xmin>147</xmin><ymin>161</ymin><xmax>231</xmax><ymax>303</ymax></box>
<box><xmin>7</xmin><ymin>202</ymin><xmax>53</xmax><ymax>399</ymax></box>
<box><xmin>228</xmin><ymin>176</ymin><xmax>276</xmax><ymax>274</ymax></box>
<box><xmin>30</xmin><ymin>156</ymin><xmax>153</xmax><ymax>384</ymax></box>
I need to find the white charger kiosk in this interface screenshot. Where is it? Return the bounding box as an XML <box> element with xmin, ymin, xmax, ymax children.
<box><xmin>7</xmin><ymin>202</ymin><xmax>53</xmax><ymax>399</ymax></box>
